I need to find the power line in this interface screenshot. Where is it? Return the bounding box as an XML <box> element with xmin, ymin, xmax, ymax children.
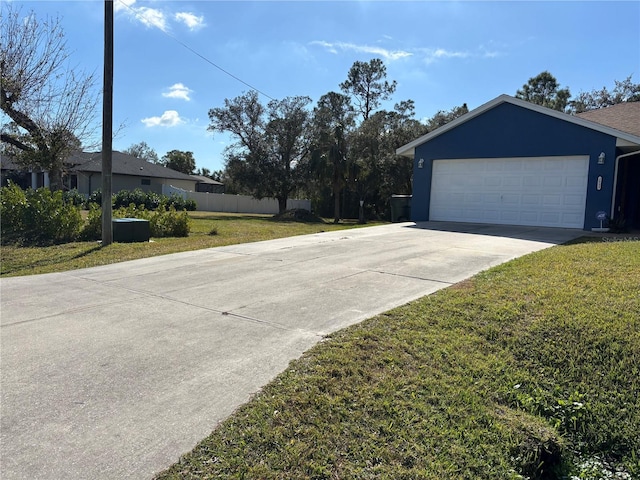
<box><xmin>115</xmin><ymin>0</ymin><xmax>275</xmax><ymax>101</ymax></box>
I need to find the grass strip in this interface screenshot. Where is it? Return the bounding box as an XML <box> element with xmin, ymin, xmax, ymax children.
<box><xmin>156</xmin><ymin>240</ymin><xmax>640</xmax><ymax>479</ymax></box>
<box><xmin>0</xmin><ymin>213</ymin><xmax>383</xmax><ymax>277</ymax></box>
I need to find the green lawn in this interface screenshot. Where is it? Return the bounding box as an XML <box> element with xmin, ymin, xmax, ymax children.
<box><xmin>0</xmin><ymin>212</ymin><xmax>383</xmax><ymax>277</ymax></box>
<box><xmin>154</xmin><ymin>239</ymin><xmax>640</xmax><ymax>479</ymax></box>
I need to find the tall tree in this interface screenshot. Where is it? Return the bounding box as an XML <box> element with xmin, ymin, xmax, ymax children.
<box><xmin>263</xmin><ymin>96</ymin><xmax>312</xmax><ymax>213</ymax></box>
<box><xmin>348</xmin><ymin>100</ymin><xmax>428</xmax><ymax>220</ymax></box>
<box><xmin>381</xmin><ymin>100</ymin><xmax>429</xmax><ymax>196</ymax></box>
<box><xmin>0</xmin><ymin>5</ymin><xmax>98</xmax><ymax>190</ymax></box>
<box><xmin>515</xmin><ymin>71</ymin><xmax>571</xmax><ymax>112</ymax></box>
<box><xmin>123</xmin><ymin>141</ymin><xmax>159</xmax><ymax>164</ymax></box>
<box><xmin>569</xmin><ymin>75</ymin><xmax>640</xmax><ymax>114</ymax></box>
<box><xmin>208</xmin><ymin>90</ymin><xmax>265</xmax><ymax>155</ymax></box>
<box><xmin>340</xmin><ymin>58</ymin><xmax>397</xmax><ymax>121</ymax></box>
<box><xmin>162</xmin><ymin>150</ymin><xmax>196</xmax><ymax>174</ymax></box>
<box><xmin>209</xmin><ymin>92</ymin><xmax>312</xmax><ymax>213</ymax></box>
<box><xmin>196</xmin><ymin>167</ymin><xmax>211</xmax><ymax>177</ymax></box>
<box><xmin>425</xmin><ymin>103</ymin><xmax>469</xmax><ymax>131</ymax></box>
<box><xmin>309</xmin><ymin>92</ymin><xmax>354</xmax><ymax>222</ymax></box>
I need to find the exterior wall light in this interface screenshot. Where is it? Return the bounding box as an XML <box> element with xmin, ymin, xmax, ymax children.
<box><xmin>598</xmin><ymin>152</ymin><xmax>605</xmax><ymax>164</ymax></box>
<box><xmin>418</xmin><ymin>158</ymin><xmax>424</xmax><ymax>169</ymax></box>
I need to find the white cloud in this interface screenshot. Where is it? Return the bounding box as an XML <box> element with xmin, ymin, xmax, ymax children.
<box><xmin>310</xmin><ymin>41</ymin><xmax>412</xmax><ymax>61</ymax></box>
<box><xmin>115</xmin><ymin>0</ymin><xmax>167</xmax><ymax>31</ymax></box>
<box><xmin>114</xmin><ymin>0</ymin><xmax>136</xmax><ymax>13</ymax></box>
<box><xmin>141</xmin><ymin>110</ymin><xmax>185</xmax><ymax>127</ymax></box>
<box><xmin>175</xmin><ymin>12</ymin><xmax>205</xmax><ymax>31</ymax></box>
<box><xmin>137</xmin><ymin>7</ymin><xmax>167</xmax><ymax>31</ymax></box>
<box><xmin>116</xmin><ymin>1</ymin><xmax>205</xmax><ymax>32</ymax></box>
<box><xmin>162</xmin><ymin>83</ymin><xmax>193</xmax><ymax>101</ymax></box>
<box><xmin>419</xmin><ymin>48</ymin><xmax>470</xmax><ymax>64</ymax></box>
<box><xmin>311</xmin><ymin>40</ymin><xmax>501</xmax><ymax>65</ymax></box>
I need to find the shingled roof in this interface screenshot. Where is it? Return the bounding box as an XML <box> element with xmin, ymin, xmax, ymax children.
<box><xmin>575</xmin><ymin>102</ymin><xmax>640</xmax><ymax>137</ymax></box>
<box><xmin>190</xmin><ymin>174</ymin><xmax>224</xmax><ymax>186</ymax></box>
<box><xmin>69</xmin><ymin>151</ymin><xmax>195</xmax><ymax>181</ymax></box>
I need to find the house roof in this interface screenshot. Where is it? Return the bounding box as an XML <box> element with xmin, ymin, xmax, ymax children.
<box><xmin>190</xmin><ymin>174</ymin><xmax>224</xmax><ymax>185</ymax></box>
<box><xmin>575</xmin><ymin>102</ymin><xmax>640</xmax><ymax>137</ymax></box>
<box><xmin>0</xmin><ymin>154</ymin><xmax>21</xmax><ymax>171</ymax></box>
<box><xmin>70</xmin><ymin>151</ymin><xmax>195</xmax><ymax>181</ymax></box>
<box><xmin>397</xmin><ymin>94</ymin><xmax>640</xmax><ymax>157</ymax></box>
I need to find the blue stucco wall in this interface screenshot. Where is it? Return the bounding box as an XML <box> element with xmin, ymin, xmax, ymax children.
<box><xmin>412</xmin><ymin>102</ymin><xmax>618</xmax><ymax>229</ymax></box>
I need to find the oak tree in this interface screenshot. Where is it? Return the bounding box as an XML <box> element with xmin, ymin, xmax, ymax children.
<box><xmin>569</xmin><ymin>75</ymin><xmax>640</xmax><ymax>113</ymax></box>
<box><xmin>209</xmin><ymin>92</ymin><xmax>312</xmax><ymax>213</ymax></box>
<box><xmin>162</xmin><ymin>150</ymin><xmax>196</xmax><ymax>174</ymax></box>
<box><xmin>1</xmin><ymin>5</ymin><xmax>98</xmax><ymax>190</ymax></box>
<box><xmin>123</xmin><ymin>141</ymin><xmax>160</xmax><ymax>164</ymax></box>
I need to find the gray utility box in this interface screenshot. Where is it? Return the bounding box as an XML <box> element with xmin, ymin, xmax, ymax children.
<box><xmin>390</xmin><ymin>195</ymin><xmax>412</xmax><ymax>222</ymax></box>
<box><xmin>112</xmin><ymin>218</ymin><xmax>150</xmax><ymax>243</ymax></box>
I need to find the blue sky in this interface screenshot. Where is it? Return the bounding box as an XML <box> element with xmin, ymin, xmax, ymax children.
<box><xmin>8</xmin><ymin>0</ymin><xmax>640</xmax><ymax>172</ymax></box>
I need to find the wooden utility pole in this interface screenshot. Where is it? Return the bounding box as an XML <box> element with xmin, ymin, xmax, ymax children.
<box><xmin>101</xmin><ymin>0</ymin><xmax>114</xmax><ymax>245</ymax></box>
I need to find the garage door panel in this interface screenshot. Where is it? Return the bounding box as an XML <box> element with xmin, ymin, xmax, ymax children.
<box><xmin>523</xmin><ymin>176</ymin><xmax>541</xmax><ymax>187</ymax></box>
<box><xmin>566</xmin><ymin>176</ymin><xmax>587</xmax><ymax>187</ymax></box>
<box><xmin>562</xmin><ymin>213</ymin><xmax>584</xmax><ymax>225</ymax></box>
<box><xmin>543</xmin><ymin>194</ymin><xmax>562</xmax><ymax>206</ymax></box>
<box><xmin>540</xmin><ymin>212</ymin><xmax>561</xmax><ymax>224</ymax></box>
<box><xmin>544</xmin><ymin>159</ymin><xmax>566</xmax><ymax>171</ymax></box>
<box><xmin>483</xmin><ymin>193</ymin><xmax>501</xmax><ymax>204</ymax></box>
<box><xmin>524</xmin><ymin>161</ymin><xmax>544</xmax><ymax>172</ymax></box>
<box><xmin>503</xmin><ymin>177</ymin><xmax>522</xmax><ymax>187</ymax></box>
<box><xmin>430</xmin><ymin>156</ymin><xmax>588</xmax><ymax>228</ymax></box>
<box><xmin>522</xmin><ymin>194</ymin><xmax>541</xmax><ymax>205</ymax></box>
<box><xmin>563</xmin><ymin>194</ymin><xmax>584</xmax><ymax>206</ymax></box>
<box><xmin>543</xmin><ymin>177</ymin><xmax>563</xmax><ymax>187</ymax></box>
<box><xmin>502</xmin><ymin>194</ymin><xmax>520</xmax><ymax>205</ymax></box>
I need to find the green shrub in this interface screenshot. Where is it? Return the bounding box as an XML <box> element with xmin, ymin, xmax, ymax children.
<box><xmin>1</xmin><ymin>183</ymin><xmax>83</xmax><ymax>245</ymax></box>
<box><xmin>63</xmin><ymin>189</ymin><xmax>85</xmax><ymax>206</ymax></box>
<box><xmin>162</xmin><ymin>193</ymin><xmax>186</xmax><ymax>211</ymax></box>
<box><xmin>81</xmin><ymin>202</ymin><xmax>103</xmax><ymax>241</ymax></box>
<box><xmin>86</xmin><ymin>189</ymin><xmax>194</xmax><ymax>212</ymax></box>
<box><xmin>0</xmin><ymin>182</ymin><xmax>28</xmax><ymax>242</ymax></box>
<box><xmin>81</xmin><ymin>203</ymin><xmax>191</xmax><ymax>240</ymax></box>
<box><xmin>148</xmin><ymin>205</ymin><xmax>190</xmax><ymax>237</ymax></box>
<box><xmin>86</xmin><ymin>188</ymin><xmax>102</xmax><ymax>207</ymax></box>
<box><xmin>144</xmin><ymin>191</ymin><xmax>162</xmax><ymax>210</ymax></box>
<box><xmin>113</xmin><ymin>189</ymin><xmax>148</xmax><ymax>209</ymax></box>
<box><xmin>185</xmin><ymin>198</ymin><xmax>197</xmax><ymax>211</ymax></box>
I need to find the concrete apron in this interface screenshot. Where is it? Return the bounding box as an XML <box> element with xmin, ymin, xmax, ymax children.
<box><xmin>0</xmin><ymin>222</ymin><xmax>583</xmax><ymax>479</ymax></box>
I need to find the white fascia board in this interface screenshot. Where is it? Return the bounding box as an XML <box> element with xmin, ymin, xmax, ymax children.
<box><xmin>396</xmin><ymin>94</ymin><xmax>640</xmax><ymax>158</ymax></box>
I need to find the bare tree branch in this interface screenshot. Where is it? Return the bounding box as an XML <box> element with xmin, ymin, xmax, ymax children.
<box><xmin>1</xmin><ymin>4</ymin><xmax>99</xmax><ymax>189</ymax></box>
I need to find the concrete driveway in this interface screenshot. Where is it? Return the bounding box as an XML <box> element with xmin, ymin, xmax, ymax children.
<box><xmin>0</xmin><ymin>222</ymin><xmax>583</xmax><ymax>479</ymax></box>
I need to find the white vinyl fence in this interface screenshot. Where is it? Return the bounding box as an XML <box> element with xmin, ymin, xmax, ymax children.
<box><xmin>162</xmin><ymin>185</ymin><xmax>311</xmax><ymax>214</ymax></box>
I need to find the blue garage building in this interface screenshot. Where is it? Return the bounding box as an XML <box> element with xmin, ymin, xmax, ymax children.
<box><xmin>397</xmin><ymin>95</ymin><xmax>640</xmax><ymax>231</ymax></box>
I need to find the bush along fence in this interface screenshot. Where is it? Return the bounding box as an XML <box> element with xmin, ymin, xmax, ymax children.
<box><xmin>87</xmin><ymin>188</ymin><xmax>197</xmax><ymax>211</ymax></box>
<box><xmin>0</xmin><ymin>183</ymin><xmax>191</xmax><ymax>246</ymax></box>
<box><xmin>162</xmin><ymin>185</ymin><xmax>311</xmax><ymax>214</ymax></box>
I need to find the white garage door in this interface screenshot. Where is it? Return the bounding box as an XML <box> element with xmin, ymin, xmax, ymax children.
<box><xmin>430</xmin><ymin>156</ymin><xmax>589</xmax><ymax>228</ymax></box>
